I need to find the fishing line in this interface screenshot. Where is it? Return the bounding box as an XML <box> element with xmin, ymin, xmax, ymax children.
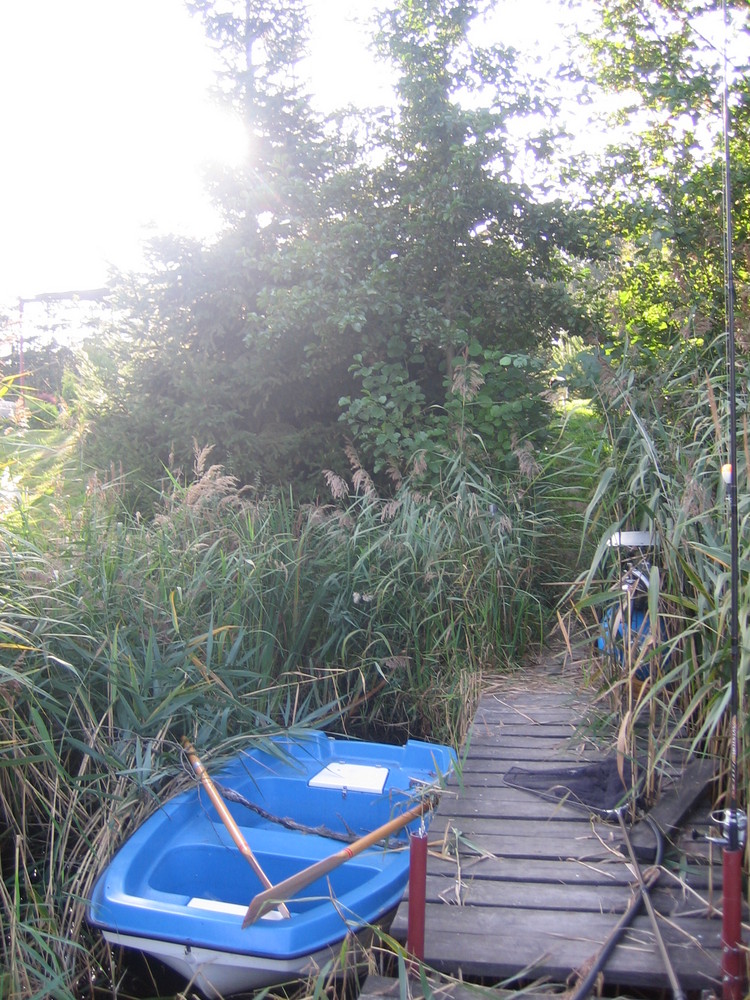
<box><xmin>720</xmin><ymin>0</ymin><xmax>741</xmax><ymax>855</ymax></box>
<box><xmin>718</xmin><ymin>1</ymin><xmax>746</xmax><ymax>996</ymax></box>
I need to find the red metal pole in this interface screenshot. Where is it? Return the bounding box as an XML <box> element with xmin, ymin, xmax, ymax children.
<box><xmin>722</xmin><ymin>843</ymin><xmax>746</xmax><ymax>1000</ymax></box>
<box><xmin>406</xmin><ymin>829</ymin><xmax>428</xmax><ymax>963</ymax></box>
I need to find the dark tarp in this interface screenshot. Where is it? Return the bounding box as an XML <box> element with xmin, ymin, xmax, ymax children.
<box><xmin>504</xmin><ymin>757</ymin><xmax>643</xmax><ymax>816</ymax></box>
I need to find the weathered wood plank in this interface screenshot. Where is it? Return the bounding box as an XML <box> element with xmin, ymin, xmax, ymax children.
<box><xmin>471</xmin><ymin>708</ymin><xmax>598</xmax><ymax>726</ymax></box>
<box><xmin>416</xmin><ymin>877</ymin><xmax>631</xmax><ymax>910</ymax></box>
<box><xmin>397</xmin><ymin>906</ymin><xmax>722</xmax><ymax>991</ymax></box>
<box><xmin>488</xmin><ymin>697</ymin><xmax>587</xmax><ymax>712</ymax></box>
<box><xmin>358</xmin><ymin>974</ymin><xmax>559</xmax><ymax>1000</ymax></box>
<box><xmin>427</xmin><ymin>832</ymin><xmax>619</xmax><ymax>862</ymax></box>
<box><xmin>626</xmin><ymin>757</ymin><xmax>715</xmax><ymax>861</ymax></box>
<box><xmin>460</xmin><ymin>743</ymin><xmax>599</xmax><ymax>761</ymax></box>
<box><xmin>437</xmin><ymin>783</ymin><xmax>614</xmax><ymax>816</ymax></box>
<box><xmin>414</xmin><ymin>876</ymin><xmax>712</xmax><ymax>918</ymax></box>
<box><xmin>470</xmin><ymin>716</ymin><xmax>582</xmax><ymax>732</ymax></box>
<box><xmin>420</xmin><ymin>854</ymin><xmax>633</xmax><ymax>886</ymax></box>
<box><xmin>452</xmin><ymin>763</ymin><xmax>605</xmax><ymax>783</ymax></box>
<box><xmin>467</xmin><ymin>730</ymin><xmax>599</xmax><ymax>746</ymax></box>
<box><xmin>430</xmin><ymin>815</ymin><xmax>617</xmax><ymax>840</ymax></box>
<box><xmin>418</xmin><ymin>854</ymin><xmax>720</xmax><ymax>896</ymax></box>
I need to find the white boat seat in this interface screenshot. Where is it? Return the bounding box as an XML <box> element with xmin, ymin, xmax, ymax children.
<box><xmin>187</xmin><ymin>898</ymin><xmax>284</xmax><ymax>920</ymax></box>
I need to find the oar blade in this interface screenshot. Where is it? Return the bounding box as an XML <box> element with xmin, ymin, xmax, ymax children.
<box><xmin>242</xmin><ymin>891</ymin><xmax>277</xmax><ymax>927</ymax></box>
<box><xmin>242</xmin><ymin>852</ymin><xmax>344</xmax><ymax>927</ymax></box>
<box><xmin>242</xmin><ymin>795</ymin><xmax>434</xmax><ymax>928</ymax></box>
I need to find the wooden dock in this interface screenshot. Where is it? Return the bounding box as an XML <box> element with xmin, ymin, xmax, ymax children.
<box><xmin>364</xmin><ymin>659</ymin><xmax>727</xmax><ymax>997</ymax></box>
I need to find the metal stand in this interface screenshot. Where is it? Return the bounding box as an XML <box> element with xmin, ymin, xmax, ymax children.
<box><xmin>406</xmin><ymin>826</ymin><xmax>428</xmax><ymax>964</ymax></box>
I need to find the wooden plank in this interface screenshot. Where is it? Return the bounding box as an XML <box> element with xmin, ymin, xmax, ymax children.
<box><xmin>462</xmin><ymin>743</ymin><xmax>599</xmax><ymax>761</ymax></box>
<box><xmin>626</xmin><ymin>757</ymin><xmax>715</xmax><ymax>861</ymax></box>
<box><xmin>430</xmin><ymin>815</ymin><xmax>616</xmax><ymax>840</ymax></box>
<box><xmin>358</xmin><ymin>974</ymin><xmax>559</xmax><ymax>1000</ymax></box>
<box><xmin>454</xmin><ymin>760</ymin><xmax>606</xmax><ymax>779</ymax></box>
<box><xmin>442</xmin><ymin>780</ymin><xmax>596</xmax><ymax>804</ymax></box>
<box><xmin>436</xmin><ymin>783</ymin><xmax>615</xmax><ymax>816</ymax></box>
<box><xmin>415</xmin><ymin>876</ymin><xmax>713</xmax><ymax>919</ymax></box>
<box><xmin>474</xmin><ymin>692</ymin><xmax>583</xmax><ymax>709</ymax></box>
<box><xmin>466</xmin><ymin>737</ymin><xmax>582</xmax><ymax>754</ymax></box>
<box><xmin>427</xmin><ymin>833</ymin><xmax>619</xmax><ymax>862</ymax></box>
<box><xmin>415</xmin><ymin>855</ymin><xmax>720</xmax><ymax>891</ymax></box>
<box><xmin>397</xmin><ymin>906</ymin><xmax>722</xmax><ymax>991</ymax></box>
<box><xmin>468</xmin><ymin>721</ymin><xmax>584</xmax><ymax>733</ymax></box>
<box><xmin>464</xmin><ymin>732</ymin><xmax>595</xmax><ymax>748</ymax></box>
<box><xmin>417</xmin><ymin>877</ymin><xmax>634</xmax><ymax>911</ymax></box>
<box><xmin>419</xmin><ymin>854</ymin><xmax>632</xmax><ymax>886</ymax></box>
<box><xmin>467</xmin><ymin>729</ymin><xmax>599</xmax><ymax>746</ymax></box>
<box><xmin>470</xmin><ymin>716</ymin><xmax>591</xmax><ymax>729</ymax></box>
<box><xmin>471</xmin><ymin>708</ymin><xmax>597</xmax><ymax>725</ymax></box>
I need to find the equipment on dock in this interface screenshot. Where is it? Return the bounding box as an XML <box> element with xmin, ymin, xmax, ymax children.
<box><xmin>596</xmin><ymin>529</ymin><xmax>665</xmax><ymax>692</ymax></box>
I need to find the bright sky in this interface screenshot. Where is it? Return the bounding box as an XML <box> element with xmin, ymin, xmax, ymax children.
<box><xmin>0</xmin><ymin>0</ymin><xmax>576</xmax><ymax>305</ymax></box>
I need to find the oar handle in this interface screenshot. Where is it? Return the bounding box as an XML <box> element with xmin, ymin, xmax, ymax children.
<box><xmin>181</xmin><ymin>737</ymin><xmax>290</xmax><ymax>919</ymax></box>
<box><xmin>243</xmin><ymin>794</ymin><xmax>435</xmax><ymax>927</ymax></box>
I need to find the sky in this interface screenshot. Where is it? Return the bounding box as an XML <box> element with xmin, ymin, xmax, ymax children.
<box><xmin>0</xmin><ymin>0</ymin><xmax>576</xmax><ymax>305</ymax></box>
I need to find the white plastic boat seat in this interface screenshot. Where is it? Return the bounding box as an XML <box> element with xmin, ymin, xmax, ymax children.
<box><xmin>187</xmin><ymin>898</ymin><xmax>284</xmax><ymax>920</ymax></box>
<box><xmin>308</xmin><ymin>762</ymin><xmax>389</xmax><ymax>794</ymax></box>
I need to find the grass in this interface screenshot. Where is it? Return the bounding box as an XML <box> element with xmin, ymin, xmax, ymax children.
<box><xmin>0</xmin><ymin>421</ymin><xmax>88</xmax><ymax>531</ymax></box>
<box><xmin>562</xmin><ymin>340</ymin><xmax>750</xmax><ymax>817</ymax></box>
<box><xmin>0</xmin><ymin>433</ymin><xmax>559</xmax><ymax>998</ymax></box>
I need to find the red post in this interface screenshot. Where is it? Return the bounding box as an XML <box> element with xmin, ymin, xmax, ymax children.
<box><xmin>406</xmin><ymin>829</ymin><xmax>428</xmax><ymax>964</ymax></box>
<box><xmin>722</xmin><ymin>846</ymin><xmax>746</xmax><ymax>1000</ymax></box>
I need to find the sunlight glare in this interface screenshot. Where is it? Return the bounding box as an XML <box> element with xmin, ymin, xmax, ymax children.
<box><xmin>197</xmin><ymin>109</ymin><xmax>249</xmax><ymax>170</ymax></box>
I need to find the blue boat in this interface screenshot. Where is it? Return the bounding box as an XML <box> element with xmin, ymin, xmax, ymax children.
<box><xmin>88</xmin><ymin>731</ymin><xmax>455</xmax><ymax>998</ymax></box>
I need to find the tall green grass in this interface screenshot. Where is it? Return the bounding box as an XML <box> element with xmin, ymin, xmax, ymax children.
<box><xmin>565</xmin><ymin>339</ymin><xmax>749</xmax><ymax>806</ymax></box>
<box><xmin>0</xmin><ymin>441</ymin><xmax>556</xmax><ymax>998</ymax></box>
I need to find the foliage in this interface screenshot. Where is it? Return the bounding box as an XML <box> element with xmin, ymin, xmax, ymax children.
<box><xmin>7</xmin><ymin>1</ymin><xmax>750</xmax><ymax>995</ymax></box>
<box><xmin>4</xmin><ymin>335</ymin><xmax>78</xmax><ymax>407</ymax></box>
<box><xmin>324</xmin><ymin>0</ymin><xmax>592</xmax><ymax>475</ymax></box>
<box><xmin>79</xmin><ymin>0</ymin><xmax>344</xmax><ymax>497</ymax></box>
<box><xmin>0</xmin><ymin>370</ymin><xmax>85</xmax><ymax>531</ymax></box>
<box><xmin>560</xmin><ymin>8</ymin><xmax>750</xmax><ymax>811</ymax></box>
<box><xmin>340</xmin><ymin>342</ymin><xmax>551</xmax><ymax>478</ymax></box>
<box><xmin>571</xmin><ymin>0</ymin><xmax>750</xmax><ymax>365</ymax></box>
<box><xmin>80</xmin><ymin>0</ymin><xmax>596</xmax><ymax>499</ymax></box>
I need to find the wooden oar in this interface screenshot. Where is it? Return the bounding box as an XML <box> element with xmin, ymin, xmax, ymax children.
<box><xmin>181</xmin><ymin>737</ymin><xmax>290</xmax><ymax>920</ymax></box>
<box><xmin>242</xmin><ymin>795</ymin><xmax>435</xmax><ymax>928</ymax></box>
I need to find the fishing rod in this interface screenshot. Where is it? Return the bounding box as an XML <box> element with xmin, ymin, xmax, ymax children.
<box><xmin>717</xmin><ymin>2</ymin><xmax>746</xmax><ymax>997</ymax></box>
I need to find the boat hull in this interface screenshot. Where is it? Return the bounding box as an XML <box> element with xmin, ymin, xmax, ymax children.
<box><xmin>88</xmin><ymin>732</ymin><xmax>454</xmax><ymax>998</ymax></box>
<box><xmin>102</xmin><ymin>923</ymin><xmax>382</xmax><ymax>999</ymax></box>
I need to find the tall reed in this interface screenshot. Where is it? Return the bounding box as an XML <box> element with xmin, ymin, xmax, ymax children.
<box><xmin>566</xmin><ymin>339</ymin><xmax>749</xmax><ymax>807</ymax></box>
<box><xmin>0</xmin><ymin>440</ymin><xmax>556</xmax><ymax>997</ymax></box>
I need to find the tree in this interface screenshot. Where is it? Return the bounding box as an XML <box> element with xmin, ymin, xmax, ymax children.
<box><xmin>83</xmin><ymin>0</ymin><xmax>595</xmax><ymax>498</ymax></box>
<box><xmin>571</xmin><ymin>0</ymin><xmax>750</xmax><ymax>365</ymax></box>
<box><xmin>310</xmin><ymin>0</ymin><xmax>597</xmax><ymax>476</ymax></box>
<box><xmin>84</xmin><ymin>0</ymin><xmax>349</xmax><ymax>493</ymax></box>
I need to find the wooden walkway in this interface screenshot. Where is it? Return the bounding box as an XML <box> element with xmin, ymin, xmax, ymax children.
<box><xmin>365</xmin><ymin>658</ymin><xmax>727</xmax><ymax>997</ymax></box>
